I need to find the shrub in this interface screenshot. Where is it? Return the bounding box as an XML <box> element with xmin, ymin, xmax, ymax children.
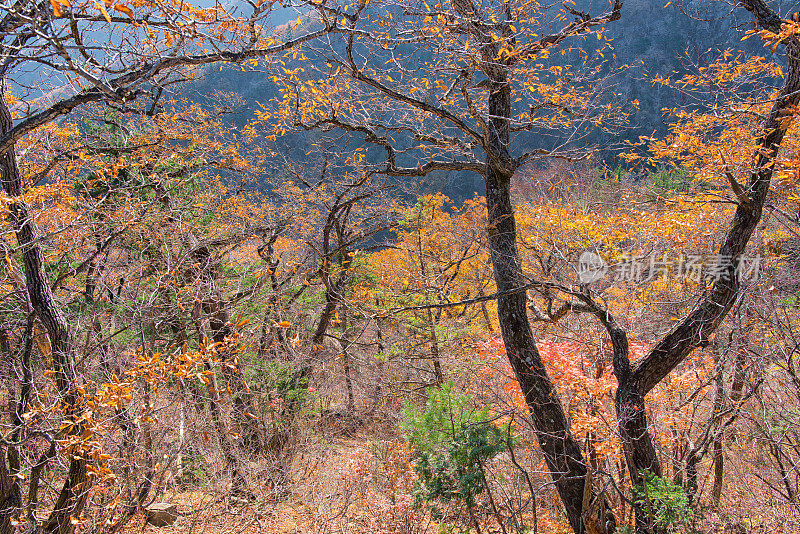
<box><xmin>633</xmin><ymin>470</ymin><xmax>695</xmax><ymax>532</ymax></box>
<box><xmin>400</xmin><ymin>382</ymin><xmax>507</xmax><ymax>518</ymax></box>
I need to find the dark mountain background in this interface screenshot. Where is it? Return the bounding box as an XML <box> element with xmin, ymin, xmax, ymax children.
<box><xmin>186</xmin><ymin>0</ymin><xmax>788</xmax><ymax>201</ymax></box>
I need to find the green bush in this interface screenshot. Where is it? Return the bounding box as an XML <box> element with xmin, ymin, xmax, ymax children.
<box><xmin>651</xmin><ymin>166</ymin><xmax>687</xmax><ymax>189</ymax></box>
<box><xmin>401</xmin><ymin>382</ymin><xmax>507</xmax><ymax>515</ymax></box>
<box><xmin>633</xmin><ymin>470</ymin><xmax>694</xmax><ymax>532</ymax></box>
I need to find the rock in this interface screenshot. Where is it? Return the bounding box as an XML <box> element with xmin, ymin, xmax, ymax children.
<box><xmin>145</xmin><ymin>503</ymin><xmax>178</xmax><ymax>527</ymax></box>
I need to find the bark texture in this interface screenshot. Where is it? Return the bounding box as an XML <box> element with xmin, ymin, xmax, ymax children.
<box><xmin>483</xmin><ymin>65</ymin><xmax>595</xmax><ymax>534</ymax></box>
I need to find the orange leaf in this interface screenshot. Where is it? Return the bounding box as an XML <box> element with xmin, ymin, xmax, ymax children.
<box><xmin>114</xmin><ymin>3</ymin><xmax>133</xmax><ymax>17</ymax></box>
<box><xmin>50</xmin><ymin>0</ymin><xmax>68</xmax><ymax>16</ymax></box>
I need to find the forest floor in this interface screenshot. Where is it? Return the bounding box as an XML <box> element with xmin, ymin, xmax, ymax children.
<box><xmin>119</xmin><ymin>430</ymin><xmax>432</xmax><ymax>534</ymax></box>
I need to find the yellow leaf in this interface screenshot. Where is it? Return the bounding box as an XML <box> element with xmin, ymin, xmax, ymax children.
<box><xmin>96</xmin><ymin>1</ymin><xmax>111</xmax><ymax>22</ymax></box>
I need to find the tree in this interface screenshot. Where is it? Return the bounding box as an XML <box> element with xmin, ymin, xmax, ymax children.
<box><xmin>0</xmin><ymin>1</ymin><xmax>343</xmax><ymax>526</ymax></box>
<box><xmin>265</xmin><ymin>0</ymin><xmax>626</xmax><ymax>531</ymax></box>
<box><xmin>365</xmin><ymin>193</ymin><xmax>493</xmax><ymax>386</ymax></box>
<box><xmin>513</xmin><ymin>0</ymin><xmax>800</xmax><ymax>529</ymax></box>
<box><xmin>260</xmin><ymin>158</ymin><xmax>398</xmax><ymax>414</ymax></box>
<box><xmin>265</xmin><ymin>0</ymin><xmax>800</xmax><ymax>531</ymax></box>
<box><xmin>0</xmin><ymin>84</ymin><xmax>290</xmax><ymax>525</ymax></box>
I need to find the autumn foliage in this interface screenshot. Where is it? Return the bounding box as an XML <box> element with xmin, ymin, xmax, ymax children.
<box><xmin>4</xmin><ymin>0</ymin><xmax>800</xmax><ymax>534</ymax></box>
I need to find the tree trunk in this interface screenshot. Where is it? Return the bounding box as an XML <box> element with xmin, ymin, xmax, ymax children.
<box><xmin>711</xmin><ymin>438</ymin><xmax>723</xmax><ymax>508</ymax></box>
<box><xmin>191</xmin><ymin>305</ymin><xmax>249</xmax><ymax>497</ymax></box>
<box><xmin>370</xmin><ymin>314</ymin><xmax>385</xmax><ymax>415</ymax></box>
<box><xmin>341</xmin><ymin>308</ymin><xmax>355</xmax><ymax>414</ymax></box>
<box><xmin>610</xmin><ymin>5</ymin><xmax>800</xmax><ymax>531</ymax></box>
<box><xmin>311</xmin><ymin>254</ymin><xmax>351</xmax><ymax>348</ymax></box>
<box><xmin>426</xmin><ymin>307</ymin><xmax>444</xmax><ymax>385</ymax></box>
<box><xmin>483</xmin><ymin>73</ymin><xmax>594</xmax><ymax>534</ymax></box>
<box><xmin>594</xmin><ymin>316</ymin><xmax>660</xmax><ymax>534</ymax></box>
<box><xmin>2</xmin><ymin>76</ymin><xmax>88</xmax><ymax>534</ymax></box>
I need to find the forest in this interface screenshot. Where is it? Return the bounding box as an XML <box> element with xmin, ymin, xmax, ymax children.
<box><xmin>1</xmin><ymin>0</ymin><xmax>799</xmax><ymax>533</ymax></box>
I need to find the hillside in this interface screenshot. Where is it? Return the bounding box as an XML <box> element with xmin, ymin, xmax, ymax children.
<box><xmin>184</xmin><ymin>0</ymin><xmax>778</xmax><ymax>200</ymax></box>
<box><xmin>3</xmin><ymin>1</ymin><xmax>800</xmax><ymax>534</ymax></box>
